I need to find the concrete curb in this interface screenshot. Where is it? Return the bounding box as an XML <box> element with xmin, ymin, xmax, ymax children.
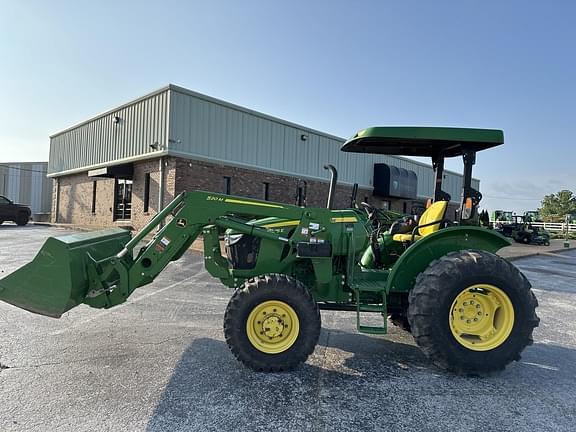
<box><xmin>503</xmin><ymin>246</ymin><xmax>575</xmax><ymax>261</ymax></box>
<box><xmin>31</xmin><ymin>222</ymin><xmax>133</xmax><ymax>232</ymax></box>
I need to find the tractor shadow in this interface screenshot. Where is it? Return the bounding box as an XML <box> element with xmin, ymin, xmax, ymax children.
<box><xmin>145</xmin><ymin>325</ymin><xmax>576</xmax><ymax>432</ymax></box>
<box><xmin>144</xmin><ymin>332</ymin><xmax>425</xmax><ymax>431</ymax></box>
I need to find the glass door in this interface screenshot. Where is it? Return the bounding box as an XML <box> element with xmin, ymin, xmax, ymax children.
<box><xmin>114</xmin><ymin>179</ymin><xmax>132</xmax><ymax>220</ymax></box>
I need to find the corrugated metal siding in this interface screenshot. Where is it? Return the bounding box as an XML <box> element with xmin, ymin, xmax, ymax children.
<box><xmin>0</xmin><ymin>162</ymin><xmax>52</xmax><ymax>214</ymax></box>
<box><xmin>48</xmin><ymin>89</ymin><xmax>169</xmax><ymax>175</ymax></box>
<box><xmin>48</xmin><ymin>85</ymin><xmax>479</xmax><ymax>203</ymax></box>
<box><xmin>168</xmin><ymin>89</ymin><xmax>475</xmax><ymax>202</ymax></box>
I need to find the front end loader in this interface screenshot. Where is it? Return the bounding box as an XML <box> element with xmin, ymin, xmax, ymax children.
<box><xmin>0</xmin><ymin>127</ymin><xmax>539</xmax><ymax>374</ymax></box>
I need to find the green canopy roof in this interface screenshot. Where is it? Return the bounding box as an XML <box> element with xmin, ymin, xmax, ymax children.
<box><xmin>341</xmin><ymin>127</ymin><xmax>504</xmax><ymax>158</ymax></box>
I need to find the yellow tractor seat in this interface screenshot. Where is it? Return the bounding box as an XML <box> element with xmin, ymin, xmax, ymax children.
<box><xmin>393</xmin><ymin>200</ymin><xmax>448</xmax><ymax>242</ymax></box>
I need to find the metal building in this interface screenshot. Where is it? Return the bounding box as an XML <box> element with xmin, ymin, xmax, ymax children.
<box><xmin>0</xmin><ymin>162</ymin><xmax>52</xmax><ymax>221</ymax></box>
<box><xmin>48</xmin><ymin>85</ymin><xmax>479</xmax><ymax>228</ymax></box>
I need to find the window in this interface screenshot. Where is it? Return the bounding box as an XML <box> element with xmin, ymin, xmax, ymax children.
<box><xmin>91</xmin><ymin>181</ymin><xmax>97</xmax><ymax>214</ymax></box>
<box><xmin>262</xmin><ymin>182</ymin><xmax>270</xmax><ymax>201</ymax></box>
<box><xmin>143</xmin><ymin>173</ymin><xmax>151</xmax><ymax>213</ymax></box>
<box><xmin>402</xmin><ymin>202</ymin><xmax>407</xmax><ymax>214</ymax></box>
<box><xmin>114</xmin><ymin>179</ymin><xmax>133</xmax><ymax>220</ymax></box>
<box><xmin>223</xmin><ymin>176</ymin><xmax>231</xmax><ymax>195</ymax></box>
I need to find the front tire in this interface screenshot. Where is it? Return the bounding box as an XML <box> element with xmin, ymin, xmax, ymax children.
<box><xmin>408</xmin><ymin>250</ymin><xmax>539</xmax><ymax>374</ymax></box>
<box><xmin>224</xmin><ymin>274</ymin><xmax>321</xmax><ymax>372</ymax></box>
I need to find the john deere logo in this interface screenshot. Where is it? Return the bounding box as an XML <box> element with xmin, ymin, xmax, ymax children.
<box><xmin>176</xmin><ymin>218</ymin><xmax>187</xmax><ymax>227</ymax></box>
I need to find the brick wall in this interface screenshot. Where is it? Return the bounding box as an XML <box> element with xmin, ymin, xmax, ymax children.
<box><xmin>52</xmin><ymin>172</ymin><xmax>116</xmax><ymax>226</ymax></box>
<box><xmin>51</xmin><ymin>155</ymin><xmax>457</xmax><ymax>230</ymax></box>
<box><xmin>130</xmin><ymin>158</ymin><xmax>176</xmax><ymax>230</ymax></box>
<box><xmin>51</xmin><ymin>158</ymin><xmax>177</xmax><ymax>229</ymax></box>
<box><xmin>174</xmin><ymin>158</ymin><xmax>371</xmax><ymax>210</ymax></box>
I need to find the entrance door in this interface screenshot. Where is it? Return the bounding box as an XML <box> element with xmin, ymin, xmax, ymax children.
<box><xmin>114</xmin><ymin>179</ymin><xmax>132</xmax><ymax>220</ymax></box>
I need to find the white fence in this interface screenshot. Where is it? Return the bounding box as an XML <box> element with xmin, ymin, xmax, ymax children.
<box><xmin>525</xmin><ymin>222</ymin><xmax>576</xmax><ymax>233</ymax></box>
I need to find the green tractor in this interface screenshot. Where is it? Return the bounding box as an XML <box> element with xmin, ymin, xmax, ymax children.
<box><xmin>523</xmin><ymin>211</ymin><xmax>542</xmax><ymax>223</ymax></box>
<box><xmin>491</xmin><ymin>210</ymin><xmax>514</xmax><ymax>225</ymax></box>
<box><xmin>0</xmin><ymin>127</ymin><xmax>539</xmax><ymax>374</ymax></box>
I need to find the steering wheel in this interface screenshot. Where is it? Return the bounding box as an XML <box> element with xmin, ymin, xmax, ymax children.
<box><xmin>360</xmin><ymin>202</ymin><xmax>384</xmax><ymax>265</ymax></box>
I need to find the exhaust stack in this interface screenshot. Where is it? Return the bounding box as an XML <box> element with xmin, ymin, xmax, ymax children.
<box><xmin>324</xmin><ymin>164</ymin><xmax>338</xmax><ymax>209</ymax></box>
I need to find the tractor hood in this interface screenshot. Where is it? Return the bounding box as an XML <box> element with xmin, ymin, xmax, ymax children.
<box><xmin>342</xmin><ymin>127</ymin><xmax>504</xmax><ymax>158</ymax></box>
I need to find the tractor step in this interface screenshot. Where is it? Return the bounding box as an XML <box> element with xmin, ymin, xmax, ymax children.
<box><xmin>357</xmin><ymin>304</ymin><xmax>383</xmax><ymax>312</ymax></box>
<box><xmin>358</xmin><ymin>325</ymin><xmax>388</xmax><ymax>335</ymax></box>
<box><xmin>351</xmin><ymin>280</ymin><xmax>387</xmax><ymax>335</ymax></box>
<box><xmin>351</xmin><ymin>280</ymin><xmax>384</xmax><ymax>292</ymax></box>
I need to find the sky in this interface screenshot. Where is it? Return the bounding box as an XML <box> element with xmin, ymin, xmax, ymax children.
<box><xmin>0</xmin><ymin>0</ymin><xmax>574</xmax><ymax>213</ymax></box>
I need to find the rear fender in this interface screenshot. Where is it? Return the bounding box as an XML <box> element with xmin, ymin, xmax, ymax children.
<box><xmin>386</xmin><ymin>226</ymin><xmax>510</xmax><ymax>293</ymax></box>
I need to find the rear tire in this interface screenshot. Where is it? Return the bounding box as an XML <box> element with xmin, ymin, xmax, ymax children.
<box><xmin>224</xmin><ymin>274</ymin><xmax>321</xmax><ymax>372</ymax></box>
<box><xmin>408</xmin><ymin>250</ymin><xmax>539</xmax><ymax>374</ymax></box>
<box><xmin>16</xmin><ymin>213</ymin><xmax>29</xmax><ymax>226</ymax></box>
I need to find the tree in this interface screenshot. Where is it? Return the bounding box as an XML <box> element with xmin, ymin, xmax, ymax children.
<box><xmin>539</xmin><ymin>190</ymin><xmax>576</xmax><ymax>222</ymax></box>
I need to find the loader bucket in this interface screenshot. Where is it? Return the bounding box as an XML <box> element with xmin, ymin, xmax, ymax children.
<box><xmin>0</xmin><ymin>228</ymin><xmax>131</xmax><ymax>318</ymax></box>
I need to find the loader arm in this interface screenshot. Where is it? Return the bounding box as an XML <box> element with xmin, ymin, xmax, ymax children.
<box><xmin>0</xmin><ymin>190</ymin><xmax>315</xmax><ymax>317</ymax></box>
<box><xmin>82</xmin><ymin>190</ymin><xmax>319</xmax><ymax>312</ymax></box>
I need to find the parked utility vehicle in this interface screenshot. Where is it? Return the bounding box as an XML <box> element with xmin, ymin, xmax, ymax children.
<box><xmin>0</xmin><ymin>127</ymin><xmax>539</xmax><ymax>374</ymax></box>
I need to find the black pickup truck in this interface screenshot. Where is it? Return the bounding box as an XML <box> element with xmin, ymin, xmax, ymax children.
<box><xmin>0</xmin><ymin>195</ymin><xmax>31</xmax><ymax>226</ymax></box>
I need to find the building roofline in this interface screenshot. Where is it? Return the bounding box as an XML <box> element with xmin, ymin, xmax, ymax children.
<box><xmin>48</xmin><ymin>84</ymin><xmax>478</xmax><ymax>182</ymax></box>
<box><xmin>49</xmin><ymin>85</ymin><xmax>173</xmax><ymax>138</ymax></box>
<box><xmin>168</xmin><ymin>85</ymin><xmax>478</xmax><ymax>181</ymax></box>
<box><xmin>49</xmin><ymin>83</ymin><xmax>346</xmax><ymax>142</ymax></box>
<box><xmin>0</xmin><ymin>161</ymin><xmax>48</xmax><ymax>164</ymax></box>
<box><xmin>167</xmin><ymin>84</ymin><xmax>346</xmax><ymax>142</ymax></box>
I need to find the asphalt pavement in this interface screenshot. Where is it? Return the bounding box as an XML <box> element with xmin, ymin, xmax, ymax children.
<box><xmin>0</xmin><ymin>224</ymin><xmax>575</xmax><ymax>431</ymax></box>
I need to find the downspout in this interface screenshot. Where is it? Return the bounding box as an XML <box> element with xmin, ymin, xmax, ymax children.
<box><xmin>158</xmin><ymin>157</ymin><xmax>165</xmax><ymax>230</ymax></box>
<box><xmin>158</xmin><ymin>88</ymin><xmax>171</xmax><ymax>230</ymax></box>
<box><xmin>54</xmin><ymin>177</ymin><xmax>60</xmax><ymax>223</ymax></box>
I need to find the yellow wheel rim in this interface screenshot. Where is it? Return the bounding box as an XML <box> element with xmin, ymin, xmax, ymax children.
<box><xmin>449</xmin><ymin>284</ymin><xmax>515</xmax><ymax>351</ymax></box>
<box><xmin>246</xmin><ymin>300</ymin><xmax>300</xmax><ymax>354</ymax></box>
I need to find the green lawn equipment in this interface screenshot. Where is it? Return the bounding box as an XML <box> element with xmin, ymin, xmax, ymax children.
<box><xmin>510</xmin><ymin>216</ymin><xmax>550</xmax><ymax>246</ymax></box>
<box><xmin>0</xmin><ymin>127</ymin><xmax>539</xmax><ymax>374</ymax></box>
